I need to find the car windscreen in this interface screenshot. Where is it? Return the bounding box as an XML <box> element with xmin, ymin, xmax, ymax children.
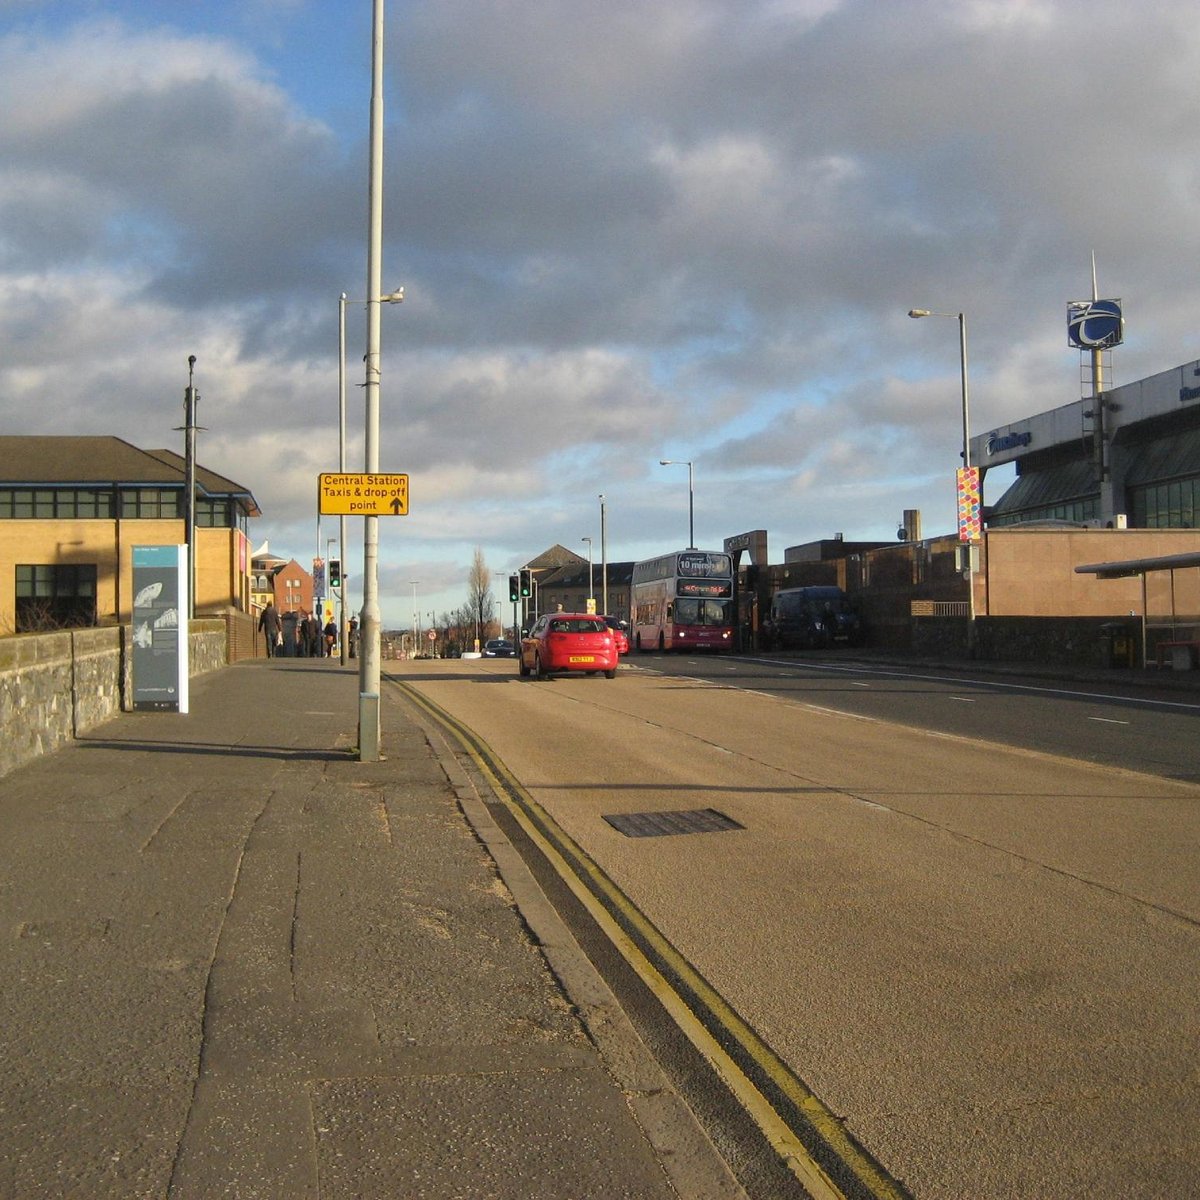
<box><xmin>549</xmin><ymin>618</ymin><xmax>605</xmax><ymax>634</ymax></box>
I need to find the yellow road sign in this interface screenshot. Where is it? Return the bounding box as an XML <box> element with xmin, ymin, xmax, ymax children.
<box><xmin>318</xmin><ymin>472</ymin><xmax>409</xmax><ymax>516</ymax></box>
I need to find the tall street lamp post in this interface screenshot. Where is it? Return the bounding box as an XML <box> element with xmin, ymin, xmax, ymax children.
<box><xmin>340</xmin><ymin>288</ymin><xmax>402</xmax><ymax>668</ymax></box>
<box><xmin>359</xmin><ymin>0</ymin><xmax>387</xmax><ymax>760</ymax></box>
<box><xmin>908</xmin><ymin>307</ymin><xmax>976</xmax><ymax>653</ymax></box>
<box><xmin>581</xmin><ymin>536</ymin><xmax>593</xmax><ymax>610</ymax></box>
<box><xmin>659</xmin><ymin>459</ymin><xmax>695</xmax><ymax>549</ymax></box>
<box><xmin>598</xmin><ymin>494</ymin><xmax>608</xmax><ymax>616</ymax></box>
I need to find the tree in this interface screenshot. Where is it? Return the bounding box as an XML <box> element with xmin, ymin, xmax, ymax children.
<box><xmin>467</xmin><ymin>547</ymin><xmax>495</xmax><ymax>644</ymax></box>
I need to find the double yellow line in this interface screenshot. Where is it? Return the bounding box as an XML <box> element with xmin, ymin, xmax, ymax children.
<box><xmin>391</xmin><ymin>676</ymin><xmax>910</xmax><ymax>1200</ymax></box>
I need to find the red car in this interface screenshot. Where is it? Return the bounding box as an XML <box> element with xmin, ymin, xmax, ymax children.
<box><xmin>519</xmin><ymin>613</ymin><xmax>620</xmax><ymax>679</ymax></box>
<box><xmin>602</xmin><ymin>615</ymin><xmax>630</xmax><ymax>655</ymax></box>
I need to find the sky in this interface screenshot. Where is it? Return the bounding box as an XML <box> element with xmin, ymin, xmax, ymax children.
<box><xmin>3</xmin><ymin>1</ymin><xmax>1200</xmax><ymax>628</ymax></box>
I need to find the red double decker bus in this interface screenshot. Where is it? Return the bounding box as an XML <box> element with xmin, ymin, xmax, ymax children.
<box><xmin>630</xmin><ymin>550</ymin><xmax>735</xmax><ymax>652</ymax></box>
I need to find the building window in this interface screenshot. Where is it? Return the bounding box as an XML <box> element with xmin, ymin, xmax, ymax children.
<box><xmin>120</xmin><ymin>489</ymin><xmax>181</xmax><ymax>519</ymax></box>
<box><xmin>988</xmin><ymin>497</ymin><xmax>1099</xmax><ymax>527</ymax></box>
<box><xmin>196</xmin><ymin>498</ymin><xmax>233</xmax><ymax>528</ymax></box>
<box><xmin>0</xmin><ymin>488</ymin><xmax>116</xmax><ymax>519</ymax></box>
<box><xmin>15</xmin><ymin>564</ymin><xmax>98</xmax><ymax>632</ymax></box>
<box><xmin>1130</xmin><ymin>477</ymin><xmax>1199</xmax><ymax>528</ymax></box>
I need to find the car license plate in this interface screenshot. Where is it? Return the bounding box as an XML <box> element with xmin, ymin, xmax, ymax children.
<box><xmin>568</xmin><ymin>655</ymin><xmax>595</xmax><ymax>664</ymax></box>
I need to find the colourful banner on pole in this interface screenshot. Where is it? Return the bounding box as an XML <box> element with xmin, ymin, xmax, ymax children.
<box><xmin>957</xmin><ymin>467</ymin><xmax>981</xmax><ymax>542</ymax></box>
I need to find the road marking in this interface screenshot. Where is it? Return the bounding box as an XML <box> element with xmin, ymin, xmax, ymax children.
<box><xmin>390</xmin><ymin>677</ymin><xmax>910</xmax><ymax>1200</ymax></box>
<box><xmin>950</xmin><ymin>696</ymin><xmax>976</xmax><ymax>703</ymax></box>
<box><xmin>1088</xmin><ymin>716</ymin><xmax>1131</xmax><ymax>725</ymax></box>
<box><xmin>738</xmin><ymin>657</ymin><xmax>1200</xmax><ymax>712</ymax></box>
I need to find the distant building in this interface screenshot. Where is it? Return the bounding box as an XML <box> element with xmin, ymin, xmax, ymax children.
<box><xmin>251</xmin><ymin>551</ymin><xmax>315</xmax><ymax>618</ymax></box>
<box><xmin>0</xmin><ymin>435</ymin><xmax>260</xmax><ymax>634</ymax></box>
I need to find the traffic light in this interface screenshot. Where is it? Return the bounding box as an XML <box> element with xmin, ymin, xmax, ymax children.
<box><xmin>508</xmin><ymin>574</ymin><xmax>519</xmax><ymax>603</ymax></box>
<box><xmin>520</xmin><ymin>570</ymin><xmax>531</xmax><ymax>598</ymax></box>
<box><xmin>329</xmin><ymin>559</ymin><xmax>341</xmax><ymax>588</ymax></box>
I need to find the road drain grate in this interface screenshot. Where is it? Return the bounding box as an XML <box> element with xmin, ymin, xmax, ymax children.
<box><xmin>602</xmin><ymin>808</ymin><xmax>745</xmax><ymax>838</ymax></box>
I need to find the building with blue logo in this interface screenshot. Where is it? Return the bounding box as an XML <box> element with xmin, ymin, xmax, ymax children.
<box><xmin>975</xmin><ymin>355</ymin><xmax>1200</xmax><ymax>531</ymax></box>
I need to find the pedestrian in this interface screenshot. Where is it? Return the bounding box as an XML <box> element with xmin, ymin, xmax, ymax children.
<box><xmin>348</xmin><ymin>616</ymin><xmax>359</xmax><ymax>659</ymax></box>
<box><xmin>323</xmin><ymin>618</ymin><xmax>337</xmax><ymax>657</ymax></box>
<box><xmin>303</xmin><ymin>610</ymin><xmax>321</xmax><ymax>657</ymax></box>
<box><xmin>258</xmin><ymin>601</ymin><xmax>282</xmax><ymax>658</ymax></box>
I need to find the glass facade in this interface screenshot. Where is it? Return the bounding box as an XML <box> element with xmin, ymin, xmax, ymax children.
<box><xmin>988</xmin><ymin>496</ymin><xmax>1099</xmax><ymax>527</ymax></box>
<box><xmin>1129</xmin><ymin>477</ymin><xmax>1200</xmax><ymax>528</ymax></box>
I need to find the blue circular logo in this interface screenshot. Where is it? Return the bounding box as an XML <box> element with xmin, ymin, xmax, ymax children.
<box><xmin>1068</xmin><ymin>300</ymin><xmax>1124</xmax><ymax>349</ymax></box>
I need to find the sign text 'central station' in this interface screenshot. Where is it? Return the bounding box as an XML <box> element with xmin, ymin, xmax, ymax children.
<box><xmin>318</xmin><ymin>473</ymin><xmax>409</xmax><ymax>516</ymax></box>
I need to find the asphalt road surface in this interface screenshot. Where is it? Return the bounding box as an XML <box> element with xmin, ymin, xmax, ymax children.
<box><xmin>648</xmin><ymin>652</ymin><xmax>1200</xmax><ymax>784</ymax></box>
<box><xmin>391</xmin><ymin>655</ymin><xmax>1200</xmax><ymax>1200</ymax></box>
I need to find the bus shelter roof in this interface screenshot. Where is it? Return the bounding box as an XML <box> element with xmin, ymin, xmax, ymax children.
<box><xmin>1075</xmin><ymin>550</ymin><xmax>1200</xmax><ymax>580</ymax></box>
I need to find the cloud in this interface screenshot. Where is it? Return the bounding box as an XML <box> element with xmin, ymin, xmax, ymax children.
<box><xmin>4</xmin><ymin>1</ymin><xmax>1200</xmax><ymax>622</ymax></box>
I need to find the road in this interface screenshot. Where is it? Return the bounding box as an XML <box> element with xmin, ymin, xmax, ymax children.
<box><xmin>649</xmin><ymin>652</ymin><xmax>1200</xmax><ymax>783</ymax></box>
<box><xmin>389</xmin><ymin>654</ymin><xmax>1200</xmax><ymax>1200</ymax></box>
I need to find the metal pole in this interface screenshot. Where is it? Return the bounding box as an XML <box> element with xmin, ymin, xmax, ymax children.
<box><xmin>599</xmin><ymin>494</ymin><xmax>608</xmax><ymax>616</ymax></box>
<box><xmin>339</xmin><ymin>293</ymin><xmax>349</xmax><ymax>666</ymax></box>
<box><xmin>958</xmin><ymin>311</ymin><xmax>976</xmax><ymax>656</ymax></box>
<box><xmin>410</xmin><ymin>581</ymin><xmax>418</xmax><ymax>658</ymax></box>
<box><xmin>687</xmin><ymin>461</ymin><xmax>695</xmax><ymax>549</ymax></box>
<box><xmin>958</xmin><ymin>314</ymin><xmax>971</xmax><ymax>470</ymax></box>
<box><xmin>910</xmin><ymin>308</ymin><xmax>976</xmax><ymax>656</ymax></box>
<box><xmin>582</xmin><ymin>537</ymin><xmax>593</xmax><ymax>608</ymax></box>
<box><xmin>183</xmin><ymin>355</ymin><xmax>197</xmax><ymax>621</ymax></box>
<box><xmin>358</xmin><ymin>0</ymin><xmax>385</xmax><ymax>760</ymax></box>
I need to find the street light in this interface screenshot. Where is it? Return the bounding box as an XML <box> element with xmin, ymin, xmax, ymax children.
<box><xmin>581</xmin><ymin>536</ymin><xmax>594</xmax><ymax>609</ymax></box>
<box><xmin>340</xmin><ymin>287</ymin><xmax>403</xmax><ymax>671</ymax></box>
<box><xmin>908</xmin><ymin>307</ymin><xmax>976</xmax><ymax>653</ymax></box>
<box><xmin>598</xmin><ymin>494</ymin><xmax>608</xmax><ymax>616</ymax></box>
<box><xmin>659</xmin><ymin>459</ymin><xmax>695</xmax><ymax>549</ymax></box>
<box><xmin>907</xmin><ymin>310</ymin><xmax>970</xmax><ymax>470</ymax></box>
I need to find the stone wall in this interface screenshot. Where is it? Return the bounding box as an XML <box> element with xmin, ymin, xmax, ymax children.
<box><xmin>0</xmin><ymin>621</ymin><xmax>227</xmax><ymax>781</ymax></box>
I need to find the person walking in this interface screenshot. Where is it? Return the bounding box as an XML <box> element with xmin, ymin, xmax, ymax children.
<box><xmin>323</xmin><ymin>618</ymin><xmax>338</xmax><ymax>657</ymax></box>
<box><xmin>258</xmin><ymin>601</ymin><xmax>282</xmax><ymax>658</ymax></box>
<box><xmin>348</xmin><ymin>616</ymin><xmax>359</xmax><ymax>659</ymax></box>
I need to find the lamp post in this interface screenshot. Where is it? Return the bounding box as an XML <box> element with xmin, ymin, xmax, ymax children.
<box><xmin>581</xmin><ymin>536</ymin><xmax>593</xmax><ymax>611</ymax></box>
<box><xmin>358</xmin><ymin>0</ymin><xmax>388</xmax><ymax>760</ymax></box>
<box><xmin>598</xmin><ymin>494</ymin><xmax>608</xmax><ymax>616</ymax></box>
<box><xmin>340</xmin><ymin>288</ymin><xmax>403</xmax><ymax>669</ymax></box>
<box><xmin>659</xmin><ymin>459</ymin><xmax>695</xmax><ymax>549</ymax></box>
<box><xmin>908</xmin><ymin>307</ymin><xmax>976</xmax><ymax>652</ymax></box>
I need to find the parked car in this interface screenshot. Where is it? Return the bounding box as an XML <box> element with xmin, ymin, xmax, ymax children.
<box><xmin>601</xmin><ymin>615</ymin><xmax>630</xmax><ymax>655</ymax></box>
<box><xmin>519</xmin><ymin>613</ymin><xmax>620</xmax><ymax>679</ymax></box>
<box><xmin>483</xmin><ymin>638</ymin><xmax>516</xmax><ymax>658</ymax></box>
<box><xmin>761</xmin><ymin>586</ymin><xmax>864</xmax><ymax>650</ymax></box>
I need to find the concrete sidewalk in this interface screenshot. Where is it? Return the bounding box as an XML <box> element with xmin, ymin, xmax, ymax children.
<box><xmin>0</xmin><ymin>660</ymin><xmax>738</xmax><ymax>1199</ymax></box>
